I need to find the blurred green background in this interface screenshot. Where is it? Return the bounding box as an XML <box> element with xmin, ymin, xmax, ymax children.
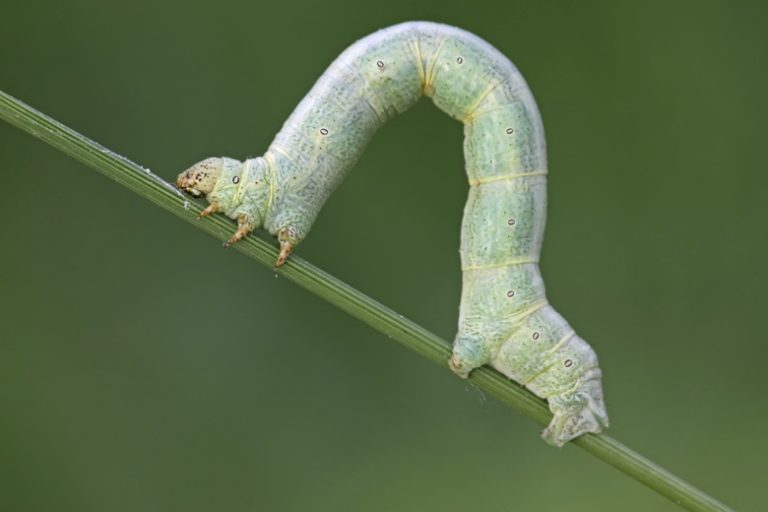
<box><xmin>1</xmin><ymin>1</ymin><xmax>765</xmax><ymax>510</ymax></box>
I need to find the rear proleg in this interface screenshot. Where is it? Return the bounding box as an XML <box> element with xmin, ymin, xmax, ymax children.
<box><xmin>541</xmin><ymin>374</ymin><xmax>609</xmax><ymax>447</ymax></box>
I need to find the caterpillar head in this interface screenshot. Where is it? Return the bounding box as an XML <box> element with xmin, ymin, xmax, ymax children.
<box><xmin>176</xmin><ymin>157</ymin><xmax>225</xmax><ymax>197</ymax></box>
<box><xmin>177</xmin><ymin>156</ymin><xmax>273</xmax><ymax>247</ymax></box>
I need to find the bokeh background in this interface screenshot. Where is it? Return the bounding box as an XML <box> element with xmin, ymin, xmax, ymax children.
<box><xmin>1</xmin><ymin>1</ymin><xmax>766</xmax><ymax>510</ymax></box>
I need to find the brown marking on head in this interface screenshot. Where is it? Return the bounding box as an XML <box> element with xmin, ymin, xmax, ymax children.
<box><xmin>176</xmin><ymin>157</ymin><xmax>224</xmax><ymax>197</ymax></box>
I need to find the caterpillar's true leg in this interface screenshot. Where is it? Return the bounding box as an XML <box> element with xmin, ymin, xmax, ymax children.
<box><xmin>224</xmin><ymin>215</ymin><xmax>256</xmax><ymax>248</ymax></box>
<box><xmin>276</xmin><ymin>241</ymin><xmax>293</xmax><ymax>268</ymax></box>
<box><xmin>197</xmin><ymin>203</ymin><xmax>219</xmax><ymax>219</ymax></box>
<box><xmin>275</xmin><ymin>226</ymin><xmax>300</xmax><ymax>267</ymax></box>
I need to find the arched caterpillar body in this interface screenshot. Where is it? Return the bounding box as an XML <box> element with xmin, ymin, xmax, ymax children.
<box><xmin>176</xmin><ymin>21</ymin><xmax>608</xmax><ymax>446</ymax></box>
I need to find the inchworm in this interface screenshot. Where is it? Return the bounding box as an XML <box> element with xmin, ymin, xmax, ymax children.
<box><xmin>176</xmin><ymin>21</ymin><xmax>608</xmax><ymax>446</ymax></box>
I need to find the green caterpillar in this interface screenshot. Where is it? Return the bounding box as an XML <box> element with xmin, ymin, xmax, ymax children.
<box><xmin>176</xmin><ymin>21</ymin><xmax>608</xmax><ymax>446</ymax></box>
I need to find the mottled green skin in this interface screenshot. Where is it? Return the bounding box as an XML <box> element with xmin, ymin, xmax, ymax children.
<box><xmin>177</xmin><ymin>21</ymin><xmax>608</xmax><ymax>446</ymax></box>
<box><xmin>211</xmin><ymin>157</ymin><xmax>270</xmax><ymax>227</ymax></box>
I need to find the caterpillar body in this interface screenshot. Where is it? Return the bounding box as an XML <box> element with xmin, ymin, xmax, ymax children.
<box><xmin>176</xmin><ymin>21</ymin><xmax>608</xmax><ymax>446</ymax></box>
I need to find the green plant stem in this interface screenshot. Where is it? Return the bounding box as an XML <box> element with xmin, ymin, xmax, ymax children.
<box><xmin>0</xmin><ymin>89</ymin><xmax>732</xmax><ymax>512</ymax></box>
